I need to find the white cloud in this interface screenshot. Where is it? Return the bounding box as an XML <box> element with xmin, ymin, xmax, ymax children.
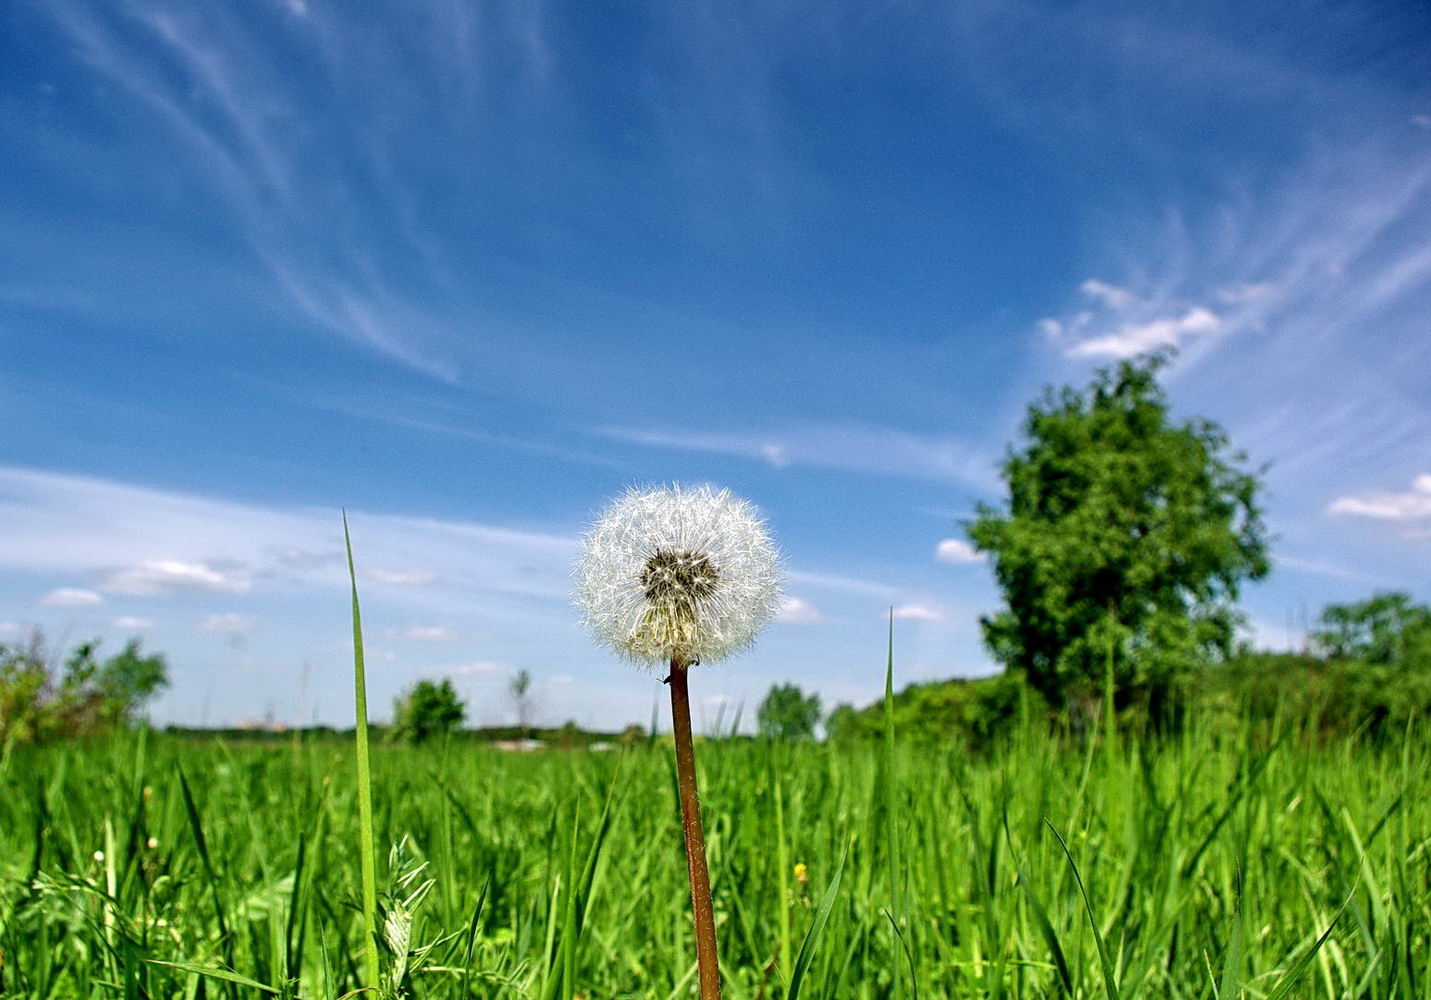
<box><xmin>892</xmin><ymin>603</ymin><xmax>945</xmax><ymax>623</ymax></box>
<box><xmin>758</xmin><ymin>443</ymin><xmax>790</xmax><ymax>468</ymax></box>
<box><xmin>776</xmin><ymin>597</ymin><xmax>824</xmax><ymax>624</ymax></box>
<box><xmin>113</xmin><ymin>616</ymin><xmax>153</xmax><ymax>630</ymax></box>
<box><xmin>1328</xmin><ymin>474</ymin><xmax>1431</xmax><ymax>521</ymax></box>
<box><xmin>0</xmin><ymin>466</ymin><xmax>577</xmax><ymax>613</ymax></box>
<box><xmin>1413</xmin><ymin>115</ymin><xmax>1431</xmax><ymax>129</ymax></box>
<box><xmin>200</xmin><ymin>613</ymin><xmax>255</xmax><ymax>634</ymax></box>
<box><xmin>935</xmin><ymin>538</ymin><xmax>984</xmax><ymax>564</ymax></box>
<box><xmin>1066</xmin><ymin>307</ymin><xmax>1221</xmax><ymax>359</ymax></box>
<box><xmin>385</xmin><ymin>625</ymin><xmax>458</xmax><ymax>641</ymax></box>
<box><xmin>365</xmin><ymin>568</ymin><xmax>439</xmax><ymax>586</ymax></box>
<box><xmin>102</xmin><ymin>559</ymin><xmax>250</xmax><ymax>595</ymax></box>
<box><xmin>786</xmin><ymin>569</ymin><xmax>899</xmax><ymax>597</ymax></box>
<box><xmin>39</xmin><ymin>587</ymin><xmax>105</xmax><ymax>607</ymax></box>
<box><xmin>1079</xmin><ymin>278</ymin><xmax>1138</xmax><ymax>310</ymax></box>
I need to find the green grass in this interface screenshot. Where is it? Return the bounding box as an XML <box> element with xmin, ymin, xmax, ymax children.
<box><xmin>2</xmin><ymin>712</ymin><xmax>1427</xmax><ymax>998</ymax></box>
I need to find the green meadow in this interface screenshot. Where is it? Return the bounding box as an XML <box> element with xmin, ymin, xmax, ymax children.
<box><xmin>3</xmin><ymin>711</ymin><xmax>1426</xmax><ymax>999</ymax></box>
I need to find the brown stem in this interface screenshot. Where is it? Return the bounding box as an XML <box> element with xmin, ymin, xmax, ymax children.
<box><xmin>668</xmin><ymin>659</ymin><xmax>722</xmax><ymax>999</ymax></box>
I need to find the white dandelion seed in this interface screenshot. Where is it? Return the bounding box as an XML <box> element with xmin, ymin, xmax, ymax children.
<box><xmin>576</xmin><ymin>484</ymin><xmax>783</xmax><ymax>666</ymax></box>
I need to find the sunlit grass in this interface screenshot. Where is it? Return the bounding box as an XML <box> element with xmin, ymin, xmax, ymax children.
<box><xmin>2</xmin><ymin>705</ymin><xmax>1426</xmax><ymax>997</ymax></box>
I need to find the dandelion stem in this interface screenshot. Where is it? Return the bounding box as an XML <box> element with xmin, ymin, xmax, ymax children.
<box><xmin>668</xmin><ymin>659</ymin><xmax>722</xmax><ymax>1000</ymax></box>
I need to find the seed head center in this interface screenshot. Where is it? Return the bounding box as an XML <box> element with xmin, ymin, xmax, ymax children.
<box><xmin>642</xmin><ymin>549</ymin><xmax>720</xmax><ymax>606</ymax></box>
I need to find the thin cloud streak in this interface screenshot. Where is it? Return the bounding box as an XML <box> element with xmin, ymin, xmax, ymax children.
<box><xmin>596</xmin><ymin>425</ymin><xmax>999</xmax><ymax>491</ymax></box>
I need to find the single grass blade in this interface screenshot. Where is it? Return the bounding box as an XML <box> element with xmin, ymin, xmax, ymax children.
<box><xmin>881</xmin><ymin>908</ymin><xmax>920</xmax><ymax>1000</ymax></box>
<box><xmin>177</xmin><ymin>766</ymin><xmax>237</xmax><ymax>997</ymax></box>
<box><xmin>786</xmin><ymin>844</ymin><xmax>847</xmax><ymax>1000</ymax></box>
<box><xmin>881</xmin><ymin>609</ymin><xmax>904</xmax><ymax>998</ymax></box>
<box><xmin>1218</xmin><ymin>869</ymin><xmax>1244</xmax><ymax>1000</ymax></box>
<box><xmin>143</xmin><ymin>961</ymin><xmax>279</xmax><ymax>994</ymax></box>
<box><xmin>1263</xmin><ymin>895</ymin><xmax>1352</xmax><ymax>1000</ymax></box>
<box><xmin>344</xmin><ymin>511</ymin><xmax>382</xmax><ymax>991</ymax></box>
<box><xmin>1003</xmin><ymin>816</ymin><xmax>1073</xmax><ymax>997</ymax></box>
<box><xmin>1045</xmin><ymin>819</ymin><xmax>1120</xmax><ymax>1000</ymax></box>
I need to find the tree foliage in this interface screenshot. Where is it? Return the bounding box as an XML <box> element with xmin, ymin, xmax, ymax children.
<box><xmin>757</xmin><ymin>682</ymin><xmax>822</xmax><ymax>740</ymax></box>
<box><xmin>826</xmin><ymin>673</ymin><xmax>1024</xmax><ymax>749</ymax></box>
<box><xmin>392</xmin><ymin>678</ymin><xmax>466</xmax><ymax>745</ymax></box>
<box><xmin>966</xmin><ymin>353</ymin><xmax>1269</xmax><ymax>711</ymax></box>
<box><xmin>1313</xmin><ymin>592</ymin><xmax>1431</xmax><ymax>668</ymax></box>
<box><xmin>0</xmin><ymin>632</ymin><xmax>169</xmax><ymax>745</ymax></box>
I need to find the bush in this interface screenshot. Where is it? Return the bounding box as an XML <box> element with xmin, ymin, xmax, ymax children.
<box><xmin>0</xmin><ymin>631</ymin><xmax>168</xmax><ymax>746</ymax></box>
<box><xmin>392</xmin><ymin>678</ymin><xmax>466</xmax><ymax>745</ymax></box>
<box><xmin>827</xmin><ymin>672</ymin><xmax>1029</xmax><ymax>750</ymax></box>
<box><xmin>757</xmin><ymin>683</ymin><xmax>821</xmax><ymax>740</ymax></box>
<box><xmin>1204</xmin><ymin>649</ymin><xmax>1431</xmax><ymax>739</ymax></box>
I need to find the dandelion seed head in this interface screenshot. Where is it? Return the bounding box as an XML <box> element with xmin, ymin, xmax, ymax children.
<box><xmin>576</xmin><ymin>484</ymin><xmax>783</xmax><ymax>665</ymax></box>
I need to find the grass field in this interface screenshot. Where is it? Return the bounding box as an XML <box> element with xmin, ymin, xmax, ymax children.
<box><xmin>2</xmin><ymin>710</ymin><xmax>1427</xmax><ymax>999</ymax></box>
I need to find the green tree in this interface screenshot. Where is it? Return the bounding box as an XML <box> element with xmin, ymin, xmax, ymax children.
<box><xmin>392</xmin><ymin>678</ymin><xmax>466</xmax><ymax>745</ymax></box>
<box><xmin>824</xmin><ymin>703</ymin><xmax>864</xmax><ymax>743</ymax></box>
<box><xmin>1313</xmin><ymin>592</ymin><xmax>1431</xmax><ymax>667</ymax></box>
<box><xmin>96</xmin><ymin>640</ymin><xmax>169</xmax><ymax>723</ymax></box>
<box><xmin>967</xmin><ymin>353</ymin><xmax>1269</xmax><ymax>716</ymax></box>
<box><xmin>757</xmin><ymin>683</ymin><xmax>821</xmax><ymax>740</ymax></box>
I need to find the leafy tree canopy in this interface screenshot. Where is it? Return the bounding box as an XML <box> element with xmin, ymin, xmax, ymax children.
<box><xmin>393</xmin><ymin>678</ymin><xmax>466</xmax><ymax>745</ymax></box>
<box><xmin>966</xmin><ymin>353</ymin><xmax>1269</xmax><ymax>709</ymax></box>
<box><xmin>1313</xmin><ymin>592</ymin><xmax>1431</xmax><ymax>668</ymax></box>
<box><xmin>757</xmin><ymin>682</ymin><xmax>821</xmax><ymax>740</ymax></box>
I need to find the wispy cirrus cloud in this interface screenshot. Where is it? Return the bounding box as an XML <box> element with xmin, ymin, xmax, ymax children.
<box><xmin>0</xmin><ymin>465</ymin><xmax>578</xmax><ymax>611</ymax></box>
<box><xmin>385</xmin><ymin>625</ymin><xmax>459</xmax><ymax>642</ymax></box>
<box><xmin>200</xmin><ymin>612</ymin><xmax>254</xmax><ymax>634</ymax></box>
<box><xmin>891</xmin><ymin>603</ymin><xmax>946</xmax><ymax>623</ymax></box>
<box><xmin>595</xmin><ymin>424</ymin><xmax>998</xmax><ymax>491</ymax></box>
<box><xmin>786</xmin><ymin>569</ymin><xmax>899</xmax><ymax>598</ymax></box>
<box><xmin>364</xmin><ymin>568</ymin><xmax>440</xmax><ymax>586</ymax></box>
<box><xmin>16</xmin><ymin>0</ymin><xmax>553</xmax><ymax>383</ymax></box>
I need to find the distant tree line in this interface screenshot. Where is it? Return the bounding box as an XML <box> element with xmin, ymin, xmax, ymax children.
<box><xmin>818</xmin><ymin>591</ymin><xmax>1431</xmax><ymax>746</ymax></box>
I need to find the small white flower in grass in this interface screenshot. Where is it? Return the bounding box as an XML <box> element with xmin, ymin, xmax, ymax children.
<box><xmin>576</xmin><ymin>484</ymin><xmax>783</xmax><ymax>666</ymax></box>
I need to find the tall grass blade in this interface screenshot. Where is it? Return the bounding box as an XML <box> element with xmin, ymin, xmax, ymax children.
<box><xmin>1045</xmin><ymin>819</ymin><xmax>1120</xmax><ymax>1000</ymax></box>
<box><xmin>1263</xmin><ymin>896</ymin><xmax>1352</xmax><ymax>1000</ymax></box>
<box><xmin>343</xmin><ymin>511</ymin><xmax>382</xmax><ymax>991</ymax></box>
<box><xmin>786</xmin><ymin>845</ymin><xmax>846</xmax><ymax>1000</ymax></box>
<box><xmin>1218</xmin><ymin>869</ymin><xmax>1244</xmax><ymax>999</ymax></box>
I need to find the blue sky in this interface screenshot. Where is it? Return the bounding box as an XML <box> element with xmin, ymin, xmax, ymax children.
<box><xmin>2</xmin><ymin>0</ymin><xmax>1429</xmax><ymax>731</ymax></box>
